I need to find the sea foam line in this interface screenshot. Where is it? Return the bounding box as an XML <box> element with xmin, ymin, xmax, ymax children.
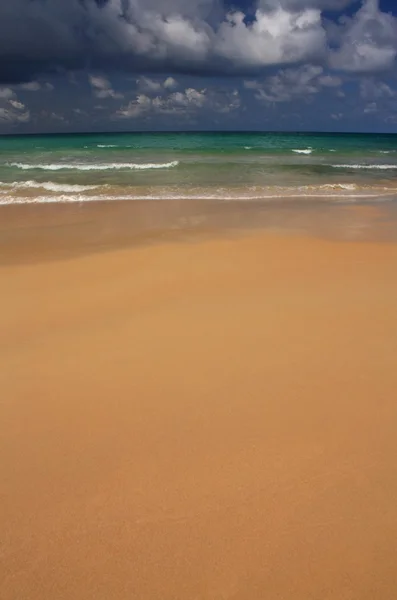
<box><xmin>0</xmin><ymin>180</ymin><xmax>99</xmax><ymax>192</ymax></box>
<box><xmin>2</xmin><ymin>192</ymin><xmax>396</xmax><ymax>206</ymax></box>
<box><xmin>292</xmin><ymin>149</ymin><xmax>313</xmax><ymax>155</ymax></box>
<box><xmin>7</xmin><ymin>161</ymin><xmax>180</xmax><ymax>171</ymax></box>
<box><xmin>301</xmin><ymin>183</ymin><xmax>358</xmax><ymax>191</ymax></box>
<box><xmin>331</xmin><ymin>164</ymin><xmax>397</xmax><ymax>170</ymax></box>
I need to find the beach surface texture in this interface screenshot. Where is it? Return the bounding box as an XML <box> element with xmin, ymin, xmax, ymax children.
<box><xmin>2</xmin><ymin>213</ymin><xmax>397</xmax><ymax>599</ymax></box>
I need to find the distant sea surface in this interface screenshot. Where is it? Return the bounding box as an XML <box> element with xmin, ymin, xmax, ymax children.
<box><xmin>1</xmin><ymin>132</ymin><xmax>397</xmax><ymax>205</ymax></box>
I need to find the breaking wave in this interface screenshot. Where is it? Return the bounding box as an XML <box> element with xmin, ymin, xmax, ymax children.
<box><xmin>331</xmin><ymin>164</ymin><xmax>397</xmax><ymax>170</ymax></box>
<box><xmin>2</xmin><ymin>184</ymin><xmax>397</xmax><ymax>206</ymax></box>
<box><xmin>302</xmin><ymin>183</ymin><xmax>358</xmax><ymax>191</ymax></box>
<box><xmin>0</xmin><ymin>180</ymin><xmax>99</xmax><ymax>192</ymax></box>
<box><xmin>292</xmin><ymin>149</ymin><xmax>313</xmax><ymax>155</ymax></box>
<box><xmin>8</xmin><ymin>161</ymin><xmax>180</xmax><ymax>171</ymax></box>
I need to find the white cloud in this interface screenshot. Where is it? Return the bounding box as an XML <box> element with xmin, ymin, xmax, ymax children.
<box><xmin>136</xmin><ymin>77</ymin><xmax>162</xmax><ymax>93</ymax></box>
<box><xmin>215</xmin><ymin>7</ymin><xmax>326</xmax><ymax>68</ymax></box>
<box><xmin>9</xmin><ymin>99</ymin><xmax>25</xmax><ymax>110</ymax></box>
<box><xmin>360</xmin><ymin>78</ymin><xmax>395</xmax><ymax>99</ymax></box>
<box><xmin>211</xmin><ymin>89</ymin><xmax>241</xmax><ymax>114</ymax></box>
<box><xmin>9</xmin><ymin>80</ymin><xmax>54</xmax><ymax>94</ymax></box>
<box><xmin>114</xmin><ymin>85</ymin><xmax>240</xmax><ymax>119</ymax></box>
<box><xmin>88</xmin><ymin>74</ymin><xmax>124</xmax><ymax>99</ymax></box>
<box><xmin>317</xmin><ymin>74</ymin><xmax>342</xmax><ymax>87</ymax></box>
<box><xmin>356</xmin><ymin>78</ymin><xmax>396</xmax><ymax>120</ymax></box>
<box><xmin>49</xmin><ymin>112</ymin><xmax>65</xmax><ymax>121</ymax></box>
<box><xmin>329</xmin><ymin>0</ymin><xmax>397</xmax><ymax>73</ymax></box>
<box><xmin>134</xmin><ymin>76</ymin><xmax>179</xmax><ymax>95</ymax></box>
<box><xmin>89</xmin><ymin>74</ymin><xmax>111</xmax><ymax>90</ymax></box>
<box><xmin>1</xmin><ymin>0</ymin><xmax>397</xmax><ymax>83</ymax></box>
<box><xmin>147</xmin><ymin>14</ymin><xmax>211</xmax><ymax>62</ymax></box>
<box><xmin>169</xmin><ymin>88</ymin><xmax>207</xmax><ymax>108</ymax></box>
<box><xmin>115</xmin><ymin>94</ymin><xmax>152</xmax><ymax>118</ymax></box>
<box><xmin>0</xmin><ymin>87</ymin><xmax>14</xmax><ymax>99</ymax></box>
<box><xmin>246</xmin><ymin>64</ymin><xmax>341</xmax><ymax>103</ymax></box>
<box><xmin>39</xmin><ymin>109</ymin><xmax>65</xmax><ymax>122</ymax></box>
<box><xmin>164</xmin><ymin>77</ymin><xmax>178</xmax><ymax>89</ymax></box>
<box><xmin>0</xmin><ymin>92</ymin><xmax>30</xmax><ymax>124</ymax></box>
<box><xmin>3</xmin><ymin>0</ymin><xmax>397</xmax><ymax>132</ymax></box>
<box><xmin>18</xmin><ymin>81</ymin><xmax>41</xmax><ymax>91</ymax></box>
<box><xmin>260</xmin><ymin>0</ymin><xmax>353</xmax><ymax>8</ymax></box>
<box><xmin>363</xmin><ymin>101</ymin><xmax>378</xmax><ymax>114</ymax></box>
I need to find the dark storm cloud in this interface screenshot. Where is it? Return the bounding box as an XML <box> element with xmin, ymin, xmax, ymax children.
<box><xmin>0</xmin><ymin>0</ymin><xmax>396</xmax><ymax>83</ymax></box>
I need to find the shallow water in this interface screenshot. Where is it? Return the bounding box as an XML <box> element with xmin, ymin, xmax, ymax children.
<box><xmin>1</xmin><ymin>132</ymin><xmax>397</xmax><ymax>205</ymax></box>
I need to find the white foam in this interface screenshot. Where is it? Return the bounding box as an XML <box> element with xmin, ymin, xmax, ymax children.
<box><xmin>2</xmin><ymin>191</ymin><xmax>396</xmax><ymax>206</ymax></box>
<box><xmin>0</xmin><ymin>194</ymin><xmax>94</xmax><ymax>205</ymax></box>
<box><xmin>0</xmin><ymin>180</ymin><xmax>99</xmax><ymax>192</ymax></box>
<box><xmin>292</xmin><ymin>149</ymin><xmax>313</xmax><ymax>155</ymax></box>
<box><xmin>331</xmin><ymin>164</ymin><xmax>397</xmax><ymax>170</ymax></box>
<box><xmin>324</xmin><ymin>183</ymin><xmax>357</xmax><ymax>190</ymax></box>
<box><xmin>244</xmin><ymin>146</ymin><xmax>252</xmax><ymax>150</ymax></box>
<box><xmin>301</xmin><ymin>183</ymin><xmax>358</xmax><ymax>191</ymax></box>
<box><xmin>97</xmin><ymin>144</ymin><xmax>118</xmax><ymax>148</ymax></box>
<box><xmin>8</xmin><ymin>160</ymin><xmax>179</xmax><ymax>171</ymax></box>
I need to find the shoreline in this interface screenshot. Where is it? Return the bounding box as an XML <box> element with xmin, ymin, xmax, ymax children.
<box><xmin>1</xmin><ymin>197</ymin><xmax>397</xmax><ymax>265</ymax></box>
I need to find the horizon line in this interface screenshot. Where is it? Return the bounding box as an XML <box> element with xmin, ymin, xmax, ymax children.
<box><xmin>1</xmin><ymin>129</ymin><xmax>397</xmax><ymax>138</ymax></box>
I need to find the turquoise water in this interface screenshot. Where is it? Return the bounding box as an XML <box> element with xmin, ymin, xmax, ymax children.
<box><xmin>1</xmin><ymin>132</ymin><xmax>397</xmax><ymax>204</ymax></box>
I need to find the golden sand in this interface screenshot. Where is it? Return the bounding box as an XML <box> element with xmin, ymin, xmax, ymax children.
<box><xmin>1</xmin><ymin>222</ymin><xmax>397</xmax><ymax>599</ymax></box>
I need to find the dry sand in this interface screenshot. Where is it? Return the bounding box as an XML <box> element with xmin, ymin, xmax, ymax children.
<box><xmin>1</xmin><ymin>214</ymin><xmax>397</xmax><ymax>599</ymax></box>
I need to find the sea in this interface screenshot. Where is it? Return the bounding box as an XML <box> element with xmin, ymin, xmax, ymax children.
<box><xmin>1</xmin><ymin>131</ymin><xmax>397</xmax><ymax>206</ymax></box>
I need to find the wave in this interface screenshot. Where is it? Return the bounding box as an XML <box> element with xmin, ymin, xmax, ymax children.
<box><xmin>8</xmin><ymin>161</ymin><xmax>180</xmax><ymax>171</ymax></box>
<box><xmin>303</xmin><ymin>183</ymin><xmax>358</xmax><ymax>191</ymax></box>
<box><xmin>2</xmin><ymin>189</ymin><xmax>397</xmax><ymax>206</ymax></box>
<box><xmin>0</xmin><ymin>180</ymin><xmax>99</xmax><ymax>192</ymax></box>
<box><xmin>97</xmin><ymin>144</ymin><xmax>135</xmax><ymax>149</ymax></box>
<box><xmin>331</xmin><ymin>164</ymin><xmax>397</xmax><ymax>170</ymax></box>
<box><xmin>292</xmin><ymin>149</ymin><xmax>313</xmax><ymax>155</ymax></box>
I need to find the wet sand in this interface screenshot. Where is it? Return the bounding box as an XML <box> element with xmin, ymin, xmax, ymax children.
<box><xmin>2</xmin><ymin>197</ymin><xmax>397</xmax><ymax>265</ymax></box>
<box><xmin>2</xmin><ymin>203</ymin><xmax>397</xmax><ymax>599</ymax></box>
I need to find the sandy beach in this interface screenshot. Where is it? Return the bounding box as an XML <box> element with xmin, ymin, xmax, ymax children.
<box><xmin>2</xmin><ymin>204</ymin><xmax>397</xmax><ymax>599</ymax></box>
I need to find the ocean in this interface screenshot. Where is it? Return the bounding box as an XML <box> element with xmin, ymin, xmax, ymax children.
<box><xmin>1</xmin><ymin>131</ymin><xmax>397</xmax><ymax>205</ymax></box>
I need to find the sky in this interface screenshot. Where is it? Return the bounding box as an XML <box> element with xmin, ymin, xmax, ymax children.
<box><xmin>1</xmin><ymin>0</ymin><xmax>397</xmax><ymax>134</ymax></box>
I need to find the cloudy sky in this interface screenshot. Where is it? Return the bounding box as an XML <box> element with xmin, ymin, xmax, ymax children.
<box><xmin>0</xmin><ymin>0</ymin><xmax>397</xmax><ymax>134</ymax></box>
